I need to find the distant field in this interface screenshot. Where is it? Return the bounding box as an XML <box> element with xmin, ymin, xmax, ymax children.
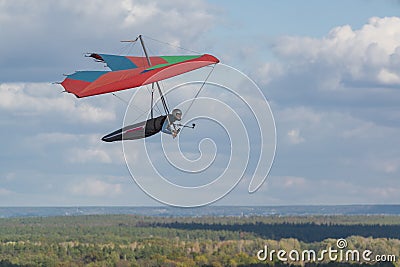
<box><xmin>0</xmin><ymin>215</ymin><xmax>399</xmax><ymax>266</ymax></box>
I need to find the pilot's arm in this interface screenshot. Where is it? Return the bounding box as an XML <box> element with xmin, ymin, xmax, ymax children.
<box><xmin>161</xmin><ymin>116</ymin><xmax>178</xmax><ymax>137</ymax></box>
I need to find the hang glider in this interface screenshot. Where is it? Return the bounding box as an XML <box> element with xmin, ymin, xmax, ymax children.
<box><xmin>60</xmin><ymin>35</ymin><xmax>219</xmax><ymax>141</ymax></box>
<box><xmin>61</xmin><ymin>53</ymin><xmax>219</xmax><ymax>98</ymax></box>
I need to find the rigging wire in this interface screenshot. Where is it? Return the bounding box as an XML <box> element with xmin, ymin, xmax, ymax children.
<box><xmin>114</xmin><ymin>35</ymin><xmax>216</xmax><ymax>127</ymax></box>
<box><xmin>111</xmin><ymin>93</ymin><xmax>129</xmax><ymax>105</ymax></box>
<box><xmin>143</xmin><ymin>37</ymin><xmax>171</xmax><ymax>116</ymax></box>
<box><xmin>111</xmin><ymin>92</ymin><xmax>148</xmax><ymax>115</ymax></box>
<box><xmin>112</xmin><ymin>92</ymin><xmax>149</xmax><ymax>122</ymax></box>
<box><xmin>142</xmin><ymin>34</ymin><xmax>201</xmax><ymax>54</ymax></box>
<box><xmin>116</xmin><ymin>36</ymin><xmax>167</xmax><ymax>123</ymax></box>
<box><xmin>144</xmin><ymin>84</ymin><xmax>163</xmax><ymax>116</ymax></box>
<box><xmin>141</xmin><ymin>35</ymin><xmax>217</xmax><ymax>125</ymax></box>
<box><xmin>183</xmin><ymin>63</ymin><xmax>216</xmax><ymax>119</ymax></box>
<box><xmin>158</xmin><ymin>80</ymin><xmax>171</xmax><ymax>114</ymax></box>
<box><xmin>118</xmin><ymin>39</ymin><xmax>137</xmax><ymax>56</ymax></box>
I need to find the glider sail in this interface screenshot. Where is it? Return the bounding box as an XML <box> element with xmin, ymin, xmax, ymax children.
<box><xmin>61</xmin><ymin>53</ymin><xmax>219</xmax><ymax>98</ymax></box>
<box><xmin>60</xmin><ymin>35</ymin><xmax>219</xmax><ymax>141</ymax></box>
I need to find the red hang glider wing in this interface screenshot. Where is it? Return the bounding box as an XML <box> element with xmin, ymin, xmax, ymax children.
<box><xmin>61</xmin><ymin>54</ymin><xmax>219</xmax><ymax>98</ymax></box>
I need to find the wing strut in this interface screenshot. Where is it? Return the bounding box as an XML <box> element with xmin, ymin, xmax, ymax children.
<box><xmin>138</xmin><ymin>35</ymin><xmax>170</xmax><ymax>117</ymax></box>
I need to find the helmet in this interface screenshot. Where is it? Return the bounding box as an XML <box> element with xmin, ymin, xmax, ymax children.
<box><xmin>172</xmin><ymin>109</ymin><xmax>182</xmax><ymax>121</ymax></box>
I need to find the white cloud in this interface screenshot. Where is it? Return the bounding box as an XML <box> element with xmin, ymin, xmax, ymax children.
<box><xmin>275</xmin><ymin>102</ymin><xmax>400</xmax><ymax>147</ymax></box>
<box><xmin>3</xmin><ymin>172</ymin><xmax>16</xmax><ymax>182</ymax></box>
<box><xmin>341</xmin><ymin>121</ymin><xmax>375</xmax><ymax>139</ymax></box>
<box><xmin>21</xmin><ymin>131</ymin><xmax>127</xmax><ymax>169</ymax></box>
<box><xmin>270</xmin><ymin>16</ymin><xmax>400</xmax><ymax>88</ymax></box>
<box><xmin>264</xmin><ymin>175</ymin><xmax>400</xmax><ymax>204</ymax></box>
<box><xmin>367</xmin><ymin>186</ymin><xmax>400</xmax><ymax>199</ymax></box>
<box><xmin>0</xmin><ymin>83</ymin><xmax>116</xmax><ymax>123</ymax></box>
<box><xmin>71</xmin><ymin>178</ymin><xmax>122</xmax><ymax>197</ymax></box>
<box><xmin>277</xmin><ymin>106</ymin><xmax>322</xmax><ymax>124</ymax></box>
<box><xmin>256</xmin><ymin>62</ymin><xmax>284</xmax><ymax>85</ymax></box>
<box><xmin>30</xmin><ymin>133</ymin><xmax>78</xmax><ymax>144</ymax></box>
<box><xmin>281</xmin><ymin>176</ymin><xmax>306</xmax><ymax>188</ymax></box>
<box><xmin>122</xmin><ymin>1</ymin><xmax>160</xmax><ymax>26</ymax></box>
<box><xmin>287</xmin><ymin>129</ymin><xmax>305</xmax><ymax>144</ymax></box>
<box><xmin>371</xmin><ymin>157</ymin><xmax>400</xmax><ymax>174</ymax></box>
<box><xmin>0</xmin><ymin>188</ymin><xmax>12</xmax><ymax>196</ymax></box>
<box><xmin>378</xmin><ymin>68</ymin><xmax>400</xmax><ymax>84</ymax></box>
<box><xmin>0</xmin><ymin>0</ymin><xmax>218</xmax><ymax>82</ymax></box>
<box><xmin>68</xmin><ymin>148</ymin><xmax>113</xmax><ymax>164</ymax></box>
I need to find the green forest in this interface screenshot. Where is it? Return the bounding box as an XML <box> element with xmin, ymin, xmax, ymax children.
<box><xmin>0</xmin><ymin>215</ymin><xmax>398</xmax><ymax>266</ymax></box>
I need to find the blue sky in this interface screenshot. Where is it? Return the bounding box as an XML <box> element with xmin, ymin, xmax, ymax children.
<box><xmin>1</xmin><ymin>0</ymin><xmax>400</xmax><ymax>206</ymax></box>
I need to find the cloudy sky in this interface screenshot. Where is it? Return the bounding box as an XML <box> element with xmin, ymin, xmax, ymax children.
<box><xmin>1</xmin><ymin>0</ymin><xmax>400</xmax><ymax>206</ymax></box>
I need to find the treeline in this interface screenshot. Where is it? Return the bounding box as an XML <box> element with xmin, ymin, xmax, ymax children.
<box><xmin>2</xmin><ymin>215</ymin><xmax>400</xmax><ymax>244</ymax></box>
<box><xmin>0</xmin><ymin>235</ymin><xmax>398</xmax><ymax>266</ymax></box>
<box><xmin>0</xmin><ymin>215</ymin><xmax>398</xmax><ymax>266</ymax></box>
<box><xmin>0</xmin><ymin>259</ymin><xmax>395</xmax><ymax>267</ymax></box>
<box><xmin>155</xmin><ymin>221</ymin><xmax>400</xmax><ymax>242</ymax></box>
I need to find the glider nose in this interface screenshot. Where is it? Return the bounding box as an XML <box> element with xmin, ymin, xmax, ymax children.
<box><xmin>101</xmin><ymin>128</ymin><xmax>123</xmax><ymax>142</ymax></box>
<box><xmin>101</xmin><ymin>135</ymin><xmax>113</xmax><ymax>142</ymax></box>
